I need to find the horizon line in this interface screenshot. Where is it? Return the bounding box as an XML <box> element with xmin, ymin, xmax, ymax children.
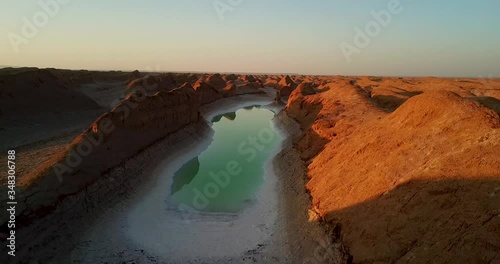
<box><xmin>0</xmin><ymin>65</ymin><xmax>498</xmax><ymax>79</ymax></box>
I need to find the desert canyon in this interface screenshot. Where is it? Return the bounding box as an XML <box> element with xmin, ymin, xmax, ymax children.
<box><xmin>0</xmin><ymin>67</ymin><xmax>499</xmax><ymax>263</ymax></box>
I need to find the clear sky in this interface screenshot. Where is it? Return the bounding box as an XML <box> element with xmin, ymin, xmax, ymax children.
<box><xmin>1</xmin><ymin>0</ymin><xmax>499</xmax><ymax>77</ymax></box>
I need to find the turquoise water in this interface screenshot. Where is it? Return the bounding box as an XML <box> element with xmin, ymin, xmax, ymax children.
<box><xmin>168</xmin><ymin>106</ymin><xmax>281</xmax><ymax>213</ymax></box>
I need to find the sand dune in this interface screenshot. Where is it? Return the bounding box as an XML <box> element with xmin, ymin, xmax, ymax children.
<box><xmin>126</xmin><ymin>74</ymin><xmax>177</xmax><ymax>96</ymax></box>
<box><xmin>69</xmin><ymin>69</ymin><xmax>142</xmax><ymax>84</ymax></box>
<box><xmin>275</xmin><ymin>75</ymin><xmax>298</xmax><ymax>96</ymax></box>
<box><xmin>263</xmin><ymin>77</ymin><xmax>278</xmax><ymax>87</ymax></box>
<box><xmin>204</xmin><ymin>73</ymin><xmax>227</xmax><ymax>89</ymax></box>
<box><xmin>0</xmin><ymin>69</ymin><xmax>105</xmax><ymax>152</ymax></box>
<box><xmin>0</xmin><ymin>69</ymin><xmax>100</xmax><ymax>117</ymax></box>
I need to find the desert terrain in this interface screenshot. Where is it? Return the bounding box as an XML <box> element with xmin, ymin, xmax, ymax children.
<box><xmin>0</xmin><ymin>67</ymin><xmax>499</xmax><ymax>263</ymax></box>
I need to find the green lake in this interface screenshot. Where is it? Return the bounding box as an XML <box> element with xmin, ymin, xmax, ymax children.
<box><xmin>168</xmin><ymin>106</ymin><xmax>281</xmax><ymax>213</ymax></box>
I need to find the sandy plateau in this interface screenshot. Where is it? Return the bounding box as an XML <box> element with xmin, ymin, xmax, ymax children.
<box><xmin>0</xmin><ymin>68</ymin><xmax>499</xmax><ymax>263</ymax></box>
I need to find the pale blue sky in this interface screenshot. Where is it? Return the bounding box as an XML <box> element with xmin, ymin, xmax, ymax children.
<box><xmin>1</xmin><ymin>0</ymin><xmax>499</xmax><ymax>77</ymax></box>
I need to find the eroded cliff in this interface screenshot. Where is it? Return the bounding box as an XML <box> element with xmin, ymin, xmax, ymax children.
<box><xmin>286</xmin><ymin>77</ymin><xmax>500</xmax><ymax>263</ymax></box>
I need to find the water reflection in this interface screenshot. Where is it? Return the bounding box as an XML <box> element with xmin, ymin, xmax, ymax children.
<box><xmin>168</xmin><ymin>105</ymin><xmax>281</xmax><ymax>213</ymax></box>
